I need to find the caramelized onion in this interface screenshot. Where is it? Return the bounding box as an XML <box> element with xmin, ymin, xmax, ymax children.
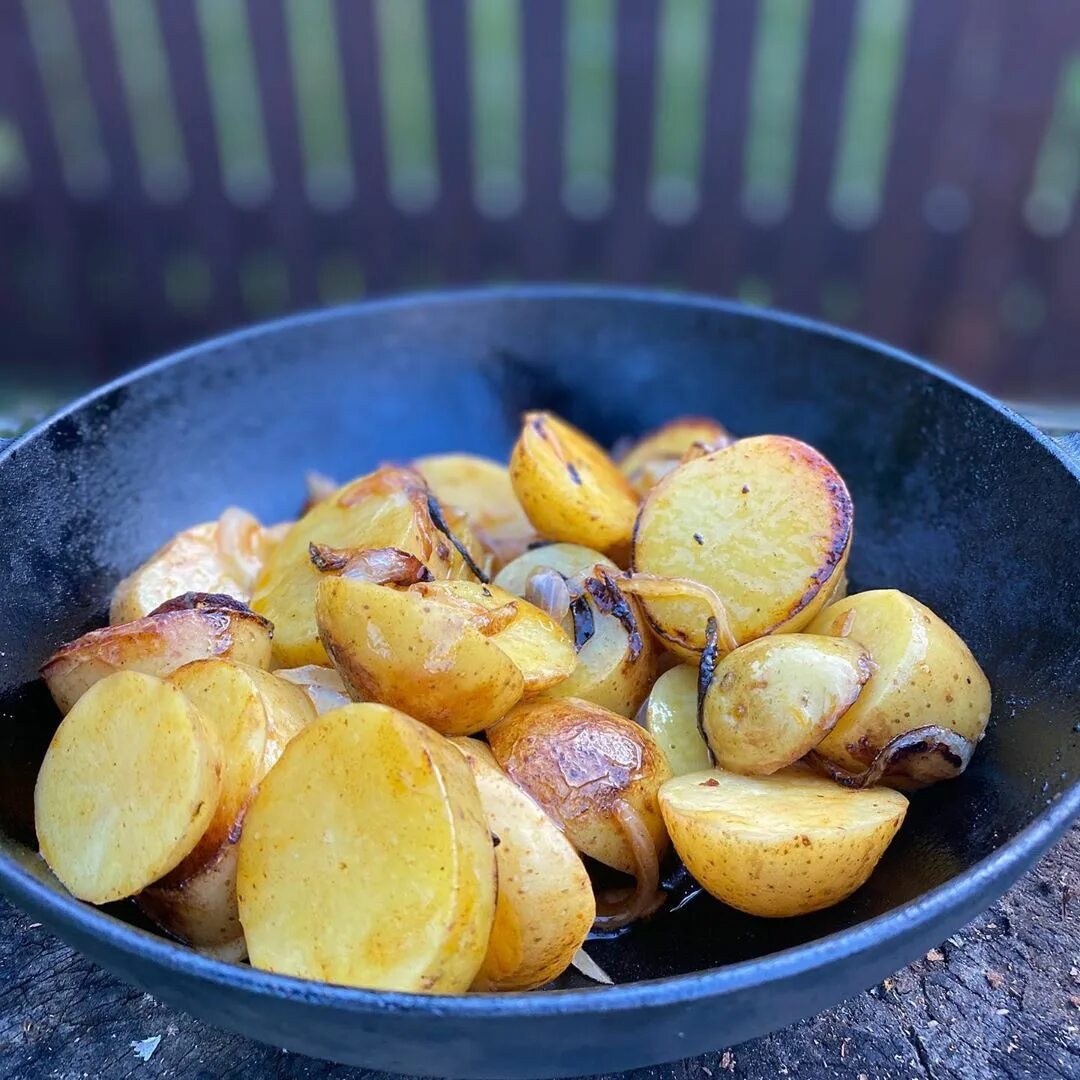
<box><xmin>809</xmin><ymin>726</ymin><xmax>976</xmax><ymax>790</ymax></box>
<box><xmin>614</xmin><ymin>573</ymin><xmax>739</xmax><ymax>655</ymax></box>
<box><xmin>308</xmin><ymin>544</ymin><xmax>433</xmax><ymax>586</ymax></box>
<box><xmin>592</xmin><ymin>800</ymin><xmax>665</xmax><ymax>931</ymax></box>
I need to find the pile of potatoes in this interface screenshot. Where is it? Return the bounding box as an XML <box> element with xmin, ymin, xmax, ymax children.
<box><xmin>33</xmin><ymin>411</ymin><xmax>992</xmax><ymax>993</ymax></box>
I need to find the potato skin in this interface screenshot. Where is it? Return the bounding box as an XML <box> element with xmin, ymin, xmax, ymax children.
<box><xmin>632</xmin><ymin>435</ymin><xmax>852</xmax><ymax>651</ymax></box>
<box><xmin>237</xmin><ymin>704</ymin><xmax>497</xmax><ymax>992</ymax></box>
<box><xmin>487</xmin><ymin>697</ymin><xmax>671</xmax><ymax>874</ymax></box>
<box><xmin>452</xmin><ymin>738</ymin><xmax>595</xmax><ymax>992</ymax></box>
<box><xmin>316</xmin><ymin>575</ymin><xmax>524</xmax><ymax>735</ymax></box>
<box><xmin>806</xmin><ymin>589</ymin><xmax>992</xmax><ymax>776</ymax></box>
<box><xmin>660</xmin><ymin>767</ymin><xmax>908</xmax><ymax>917</ymax></box>
<box><xmin>34</xmin><ymin>671</ymin><xmax>223</xmax><ymax>904</ymax></box>
<box><xmin>41</xmin><ymin>603</ymin><xmax>273</xmax><ymax>715</ymax></box>
<box><xmin>703</xmin><ymin>634</ymin><xmax>874</xmax><ymax>775</ymax></box>
<box><xmin>639</xmin><ymin>664</ymin><xmax>712</xmax><ymax>776</ymax></box>
<box><xmin>510</xmin><ymin>412</ymin><xmax>639</xmax><ymax>560</ymax></box>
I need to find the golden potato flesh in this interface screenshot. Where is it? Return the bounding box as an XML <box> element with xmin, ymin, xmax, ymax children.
<box><xmin>316</xmin><ymin>575</ymin><xmax>524</xmax><ymax>735</ymax></box>
<box><xmin>420</xmin><ymin>579</ymin><xmax>576</xmax><ymax>694</ymax></box>
<box><xmin>660</xmin><ymin>767</ymin><xmax>908</xmax><ymax>917</ymax></box>
<box><xmin>237</xmin><ymin>704</ymin><xmax>497</xmax><ymax>992</ymax></box>
<box><xmin>510</xmin><ymin>412</ymin><xmax>639</xmax><ymax>561</ymax></box>
<box><xmin>452</xmin><ymin>738</ymin><xmax>595</xmax><ymax>992</ymax></box>
<box><xmin>110</xmin><ymin>508</ymin><xmax>287</xmax><ymax>624</ymax></box>
<box><xmin>34</xmin><ymin>671</ymin><xmax>222</xmax><ymax>904</ymax></box>
<box><xmin>138</xmin><ymin>661</ymin><xmax>314</xmax><ymax>950</ymax></box>
<box><xmin>702</xmin><ymin>635</ymin><xmax>874</xmax><ymax>775</ymax></box>
<box><xmin>806</xmin><ymin>589</ymin><xmax>992</xmax><ymax>777</ymax></box>
<box><xmin>632</xmin><ymin>435</ymin><xmax>853</xmax><ymax>652</ymax></box>
<box><xmin>415</xmin><ymin>453</ymin><xmax>536</xmax><ymax>569</ymax></box>
<box><xmin>639</xmin><ymin>665</ymin><xmax>711</xmax><ymax>776</ymax></box>
<box><xmin>618</xmin><ymin>416</ymin><xmax>734</xmax><ymax>497</ymax></box>
<box><xmin>488</xmin><ymin>698</ymin><xmax>671</xmax><ymax>875</ymax></box>
<box><xmin>41</xmin><ymin>598</ymin><xmax>273</xmax><ymax>715</ymax></box>
<box><xmin>273</xmin><ymin>664</ymin><xmax>353</xmax><ymax>714</ymax></box>
<box><xmin>251</xmin><ymin>466</ymin><xmax>465</xmax><ymax>667</ymax></box>
<box><xmin>493</xmin><ymin>542</ymin><xmax>618</xmax><ymax>597</ymax></box>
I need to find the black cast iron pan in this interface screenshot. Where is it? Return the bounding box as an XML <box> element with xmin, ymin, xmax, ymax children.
<box><xmin>1</xmin><ymin>287</ymin><xmax>1079</xmax><ymax>1078</ymax></box>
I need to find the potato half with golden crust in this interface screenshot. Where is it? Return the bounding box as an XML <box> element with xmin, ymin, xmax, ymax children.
<box><xmin>42</xmin><ymin>595</ymin><xmax>273</xmax><ymax>715</ymax></box>
<box><xmin>618</xmin><ymin>416</ymin><xmax>734</xmax><ymax>497</ymax></box>
<box><xmin>237</xmin><ymin>704</ymin><xmax>497</xmax><ymax>992</ymax></box>
<box><xmin>510</xmin><ymin>412</ymin><xmax>639</xmax><ymax>561</ymax></box>
<box><xmin>415</xmin><ymin>453</ymin><xmax>537</xmax><ymax>570</ymax></box>
<box><xmin>638</xmin><ymin>664</ymin><xmax>711</xmax><ymax>776</ymax></box>
<box><xmin>702</xmin><ymin>634</ymin><xmax>874</xmax><ymax>775</ymax></box>
<box><xmin>488</xmin><ymin>698</ymin><xmax>671</xmax><ymax>876</ymax></box>
<box><xmin>632</xmin><ymin>435</ymin><xmax>853</xmax><ymax>653</ymax></box>
<box><xmin>110</xmin><ymin>509</ymin><xmax>289</xmax><ymax>624</ymax></box>
<box><xmin>35</xmin><ymin>671</ymin><xmax>223</xmax><ymax>904</ymax></box>
<box><xmin>806</xmin><ymin>589</ymin><xmax>991</xmax><ymax>783</ymax></box>
<box><xmin>251</xmin><ymin>466</ymin><xmax>470</xmax><ymax>667</ymax></box>
<box><xmin>452</xmin><ymin>738</ymin><xmax>595</xmax><ymax>992</ymax></box>
<box><xmin>316</xmin><ymin>575</ymin><xmax>524</xmax><ymax>734</ymax></box>
<box><xmin>660</xmin><ymin>766</ymin><xmax>908</xmax><ymax>917</ymax></box>
<box><xmin>137</xmin><ymin>661</ymin><xmax>315</xmax><ymax>951</ymax></box>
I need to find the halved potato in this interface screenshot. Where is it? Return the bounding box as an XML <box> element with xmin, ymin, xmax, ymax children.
<box><xmin>110</xmin><ymin>509</ymin><xmax>289</xmax><ymax>624</ymax></box>
<box><xmin>660</xmin><ymin>766</ymin><xmax>908</xmax><ymax>917</ymax></box>
<box><xmin>806</xmin><ymin>590</ymin><xmax>991</xmax><ymax>782</ymax></box>
<box><xmin>510</xmin><ymin>412</ymin><xmax>639</xmax><ymax>561</ymax></box>
<box><xmin>638</xmin><ymin>664</ymin><xmax>711</xmax><ymax>776</ymax></box>
<box><xmin>316</xmin><ymin>575</ymin><xmax>524</xmax><ymax>734</ymax></box>
<box><xmin>618</xmin><ymin>416</ymin><xmax>734</xmax><ymax>497</ymax></box>
<box><xmin>34</xmin><ymin>671</ymin><xmax>222</xmax><ymax>904</ymax></box>
<box><xmin>251</xmin><ymin>466</ymin><xmax>468</xmax><ymax>667</ymax></box>
<box><xmin>42</xmin><ymin>595</ymin><xmax>273</xmax><ymax>715</ymax></box>
<box><xmin>273</xmin><ymin>664</ymin><xmax>353</xmax><ymax>714</ymax></box>
<box><xmin>416</xmin><ymin>453</ymin><xmax>536</xmax><ymax>569</ymax></box>
<box><xmin>452</xmin><ymin>738</ymin><xmax>595</xmax><ymax>991</ymax></box>
<box><xmin>632</xmin><ymin>435</ymin><xmax>853</xmax><ymax>652</ymax></box>
<box><xmin>493</xmin><ymin>543</ymin><xmax>618</xmax><ymax>597</ymax></box>
<box><xmin>702</xmin><ymin>635</ymin><xmax>874</xmax><ymax>775</ymax></box>
<box><xmin>488</xmin><ymin>698</ymin><xmax>671</xmax><ymax>875</ymax></box>
<box><xmin>237</xmin><ymin>703</ymin><xmax>497</xmax><ymax>992</ymax></box>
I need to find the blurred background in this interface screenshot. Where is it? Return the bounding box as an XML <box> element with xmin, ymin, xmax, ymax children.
<box><xmin>2</xmin><ymin>0</ymin><xmax>1080</xmax><ymax>434</ymax></box>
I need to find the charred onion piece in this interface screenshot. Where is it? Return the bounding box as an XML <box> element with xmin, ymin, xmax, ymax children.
<box><xmin>584</xmin><ymin>568</ymin><xmax>643</xmax><ymax>662</ymax></box>
<box><xmin>592</xmin><ymin>800</ymin><xmax>665</xmax><ymax>931</ymax></box>
<box><xmin>614</xmin><ymin>573</ymin><xmax>738</xmax><ymax>655</ymax></box>
<box><xmin>148</xmin><ymin>591</ymin><xmax>271</xmax><ymax>631</ymax></box>
<box><xmin>426</xmin><ymin>493</ymin><xmax>490</xmax><ymax>583</ymax></box>
<box><xmin>308</xmin><ymin>543</ymin><xmax>433</xmax><ymax>586</ymax></box>
<box><xmin>695</xmin><ymin>616</ymin><xmax>719</xmax><ymax>764</ymax></box>
<box><xmin>569</xmin><ymin>594</ymin><xmax>596</xmax><ymax>651</ymax></box>
<box><xmin>809</xmin><ymin>726</ymin><xmax>976</xmax><ymax>789</ymax></box>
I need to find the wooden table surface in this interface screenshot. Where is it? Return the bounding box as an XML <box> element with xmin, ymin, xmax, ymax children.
<box><xmin>1</xmin><ymin>825</ymin><xmax>1077</xmax><ymax>1080</ymax></box>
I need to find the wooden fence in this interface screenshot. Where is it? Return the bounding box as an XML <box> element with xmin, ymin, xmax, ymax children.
<box><xmin>1</xmin><ymin>0</ymin><xmax>1079</xmax><ymax>401</ymax></box>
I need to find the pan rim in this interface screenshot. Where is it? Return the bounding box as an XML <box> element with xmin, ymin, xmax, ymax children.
<box><xmin>2</xmin><ymin>283</ymin><xmax>1078</xmax><ymax>1019</ymax></box>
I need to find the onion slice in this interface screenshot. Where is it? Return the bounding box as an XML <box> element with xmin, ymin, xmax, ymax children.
<box><xmin>308</xmin><ymin>544</ymin><xmax>433</xmax><ymax>586</ymax></box>
<box><xmin>809</xmin><ymin>726</ymin><xmax>976</xmax><ymax>789</ymax></box>
<box><xmin>614</xmin><ymin>573</ymin><xmax>738</xmax><ymax>655</ymax></box>
<box><xmin>592</xmin><ymin>800</ymin><xmax>665</xmax><ymax>931</ymax></box>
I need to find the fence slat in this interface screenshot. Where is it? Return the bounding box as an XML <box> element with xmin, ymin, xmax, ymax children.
<box><xmin>686</xmin><ymin>0</ymin><xmax>759</xmax><ymax>293</ymax></box>
<box><xmin>605</xmin><ymin>0</ymin><xmax>661</xmax><ymax>282</ymax></box>
<box><xmin>426</xmin><ymin>0</ymin><xmax>476</xmax><ymax>282</ymax></box>
<box><xmin>245</xmin><ymin>0</ymin><xmax>318</xmax><ymax>306</ymax></box>
<box><xmin>521</xmin><ymin>0</ymin><xmax>567</xmax><ymax>277</ymax></box>
<box><xmin>158</xmin><ymin>0</ymin><xmax>243</xmax><ymax>327</ymax></box>
<box><xmin>772</xmin><ymin>0</ymin><xmax>857</xmax><ymax>314</ymax></box>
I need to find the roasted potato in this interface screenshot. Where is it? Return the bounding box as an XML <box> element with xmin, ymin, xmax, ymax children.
<box><xmin>660</xmin><ymin>766</ymin><xmax>908</xmax><ymax>917</ymax></box>
<box><xmin>416</xmin><ymin>453</ymin><xmax>536</xmax><ymax>569</ymax></box>
<box><xmin>638</xmin><ymin>664</ymin><xmax>711</xmax><ymax>776</ymax></box>
<box><xmin>42</xmin><ymin>594</ymin><xmax>273</xmax><ymax>715</ymax></box>
<box><xmin>273</xmin><ymin>664</ymin><xmax>353</xmax><ymax>714</ymax></box>
<box><xmin>316</xmin><ymin>575</ymin><xmax>524</xmax><ymax>734</ymax></box>
<box><xmin>420</xmin><ymin>579</ymin><xmax>576</xmax><ymax>694</ymax></box>
<box><xmin>110</xmin><ymin>508</ymin><xmax>289</xmax><ymax>624</ymax></box>
<box><xmin>701</xmin><ymin>635</ymin><xmax>874</xmax><ymax>775</ymax></box>
<box><xmin>510</xmin><ymin>412</ymin><xmax>639</xmax><ymax>561</ymax></box>
<box><xmin>138</xmin><ymin>660</ymin><xmax>315</xmax><ymax>951</ymax></box>
<box><xmin>618</xmin><ymin>416</ymin><xmax>734</xmax><ymax>497</ymax></box>
<box><xmin>452</xmin><ymin>738</ymin><xmax>595</xmax><ymax>992</ymax></box>
<box><xmin>237</xmin><ymin>704</ymin><xmax>497</xmax><ymax>992</ymax></box>
<box><xmin>632</xmin><ymin>435</ymin><xmax>852</xmax><ymax>653</ymax></box>
<box><xmin>35</xmin><ymin>671</ymin><xmax>223</xmax><ymax>904</ymax></box>
<box><xmin>488</xmin><ymin>698</ymin><xmax>671</xmax><ymax>876</ymax></box>
<box><xmin>251</xmin><ymin>466</ymin><xmax>471</xmax><ymax>667</ymax></box>
<box><xmin>806</xmin><ymin>590</ymin><xmax>991</xmax><ymax>783</ymax></box>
